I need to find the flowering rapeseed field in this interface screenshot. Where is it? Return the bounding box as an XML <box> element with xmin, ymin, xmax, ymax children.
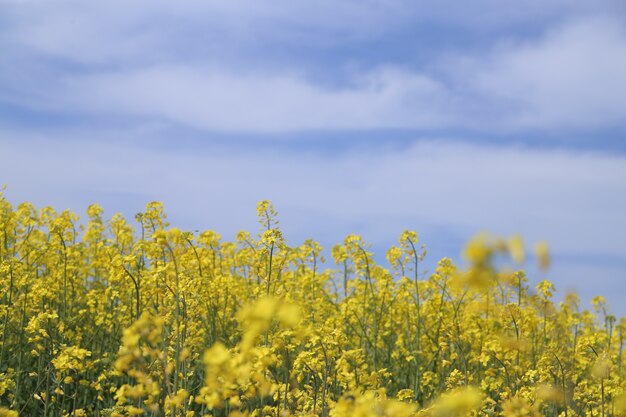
<box><xmin>0</xmin><ymin>192</ymin><xmax>624</xmax><ymax>417</ymax></box>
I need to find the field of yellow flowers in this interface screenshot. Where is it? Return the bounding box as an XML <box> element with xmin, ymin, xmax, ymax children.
<box><xmin>0</xmin><ymin>192</ymin><xmax>624</xmax><ymax>417</ymax></box>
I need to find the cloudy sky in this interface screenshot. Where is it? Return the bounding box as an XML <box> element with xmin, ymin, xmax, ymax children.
<box><xmin>1</xmin><ymin>0</ymin><xmax>625</xmax><ymax>315</ymax></box>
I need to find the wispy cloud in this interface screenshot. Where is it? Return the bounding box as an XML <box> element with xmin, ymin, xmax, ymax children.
<box><xmin>2</xmin><ymin>2</ymin><xmax>625</xmax><ymax>135</ymax></box>
<box><xmin>56</xmin><ymin>66</ymin><xmax>453</xmax><ymax>132</ymax></box>
<box><xmin>2</xmin><ymin>135</ymin><xmax>625</xmax><ymax>256</ymax></box>
<box><xmin>471</xmin><ymin>17</ymin><xmax>626</xmax><ymax>129</ymax></box>
<box><xmin>4</xmin><ymin>0</ymin><xmax>623</xmax><ymax>61</ymax></box>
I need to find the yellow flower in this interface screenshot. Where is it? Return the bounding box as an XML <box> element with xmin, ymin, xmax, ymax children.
<box><xmin>431</xmin><ymin>386</ymin><xmax>483</xmax><ymax>417</ymax></box>
<box><xmin>534</xmin><ymin>241</ymin><xmax>550</xmax><ymax>270</ymax></box>
<box><xmin>0</xmin><ymin>408</ymin><xmax>18</xmax><ymax>417</ymax></box>
<box><xmin>591</xmin><ymin>357</ymin><xmax>611</xmax><ymax>380</ymax></box>
<box><xmin>508</xmin><ymin>235</ymin><xmax>525</xmax><ymax>264</ymax></box>
<box><xmin>501</xmin><ymin>396</ymin><xmax>541</xmax><ymax>417</ymax></box>
<box><xmin>127</xmin><ymin>406</ymin><xmax>145</xmax><ymax>416</ymax></box>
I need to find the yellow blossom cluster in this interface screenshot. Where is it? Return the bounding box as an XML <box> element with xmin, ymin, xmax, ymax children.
<box><xmin>0</xmin><ymin>192</ymin><xmax>624</xmax><ymax>417</ymax></box>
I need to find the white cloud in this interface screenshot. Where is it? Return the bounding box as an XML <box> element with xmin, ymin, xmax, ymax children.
<box><xmin>1</xmin><ymin>135</ymin><xmax>625</xmax><ymax>257</ymax></box>
<box><xmin>4</xmin><ymin>4</ymin><xmax>626</xmax><ymax>134</ymax></box>
<box><xmin>4</xmin><ymin>0</ymin><xmax>623</xmax><ymax>65</ymax></box>
<box><xmin>49</xmin><ymin>13</ymin><xmax>626</xmax><ymax>133</ymax></box>
<box><xmin>472</xmin><ymin>17</ymin><xmax>626</xmax><ymax>129</ymax></box>
<box><xmin>55</xmin><ymin>66</ymin><xmax>451</xmax><ymax>132</ymax></box>
<box><xmin>0</xmin><ymin>0</ymin><xmax>429</xmax><ymax>64</ymax></box>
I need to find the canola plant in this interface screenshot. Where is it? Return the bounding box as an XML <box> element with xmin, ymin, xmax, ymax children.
<box><xmin>0</xmin><ymin>193</ymin><xmax>624</xmax><ymax>417</ymax></box>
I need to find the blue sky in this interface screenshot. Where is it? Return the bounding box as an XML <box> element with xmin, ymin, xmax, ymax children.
<box><xmin>1</xmin><ymin>0</ymin><xmax>626</xmax><ymax>315</ymax></box>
